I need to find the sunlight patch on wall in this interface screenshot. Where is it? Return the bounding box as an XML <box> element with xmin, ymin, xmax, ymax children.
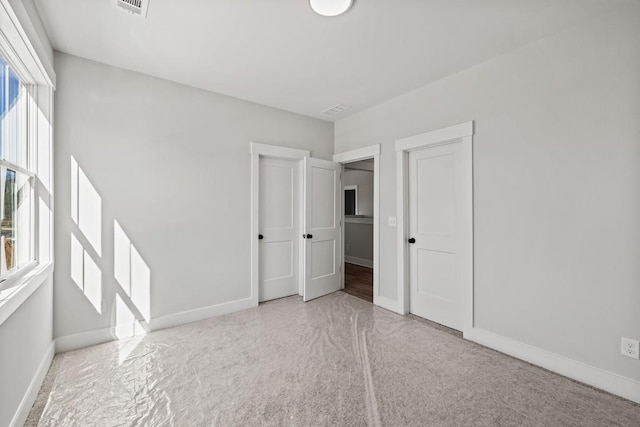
<box><xmin>70</xmin><ymin>232</ymin><xmax>102</xmax><ymax>313</ymax></box>
<box><xmin>71</xmin><ymin>156</ymin><xmax>102</xmax><ymax>256</ymax></box>
<box><xmin>115</xmin><ymin>293</ymin><xmax>145</xmax><ymax>340</ymax></box>
<box><xmin>114</xmin><ymin>221</ymin><xmax>130</xmax><ymax>291</ymax></box>
<box><xmin>70</xmin><ymin>233</ymin><xmax>83</xmax><ymax>287</ymax></box>
<box><xmin>84</xmin><ymin>251</ymin><xmax>102</xmax><ymax>313</ymax></box>
<box><xmin>130</xmin><ymin>245</ymin><xmax>151</xmax><ymax>322</ymax></box>
<box><xmin>114</xmin><ymin>220</ymin><xmax>151</xmax><ymax>322</ymax></box>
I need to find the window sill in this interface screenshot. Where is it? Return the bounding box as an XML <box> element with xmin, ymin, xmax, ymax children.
<box><xmin>0</xmin><ymin>262</ymin><xmax>53</xmax><ymax>326</ymax></box>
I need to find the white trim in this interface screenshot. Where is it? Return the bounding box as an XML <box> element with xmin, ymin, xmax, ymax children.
<box><xmin>465</xmin><ymin>328</ymin><xmax>640</xmax><ymax>404</ymax></box>
<box><xmin>250</xmin><ymin>142</ymin><xmax>308</xmax><ymax>305</ymax></box>
<box><xmin>150</xmin><ymin>297</ymin><xmax>255</xmax><ymax>332</ymax></box>
<box><xmin>9</xmin><ymin>340</ymin><xmax>54</xmax><ymax>427</ymax></box>
<box><xmin>0</xmin><ymin>262</ymin><xmax>53</xmax><ymax>326</ymax></box>
<box><xmin>333</xmin><ymin>144</ymin><xmax>380</xmax><ymax>163</ymax></box>
<box><xmin>395</xmin><ymin>121</ymin><xmax>473</xmax><ymax>152</ymax></box>
<box><xmin>0</xmin><ymin>260</ymin><xmax>38</xmax><ymax>291</ymax></box>
<box><xmin>0</xmin><ymin>0</ymin><xmax>55</xmax><ymax>87</ymax></box>
<box><xmin>55</xmin><ymin>326</ymin><xmax>115</xmax><ymax>353</ymax></box>
<box><xmin>345</xmin><ymin>256</ymin><xmax>373</xmax><ymax>268</ymax></box>
<box><xmin>395</xmin><ymin>122</ymin><xmax>474</xmax><ymax>334</ymax></box>
<box><xmin>251</xmin><ymin>151</ymin><xmax>259</xmax><ymax>305</ymax></box>
<box><xmin>0</xmin><ymin>158</ymin><xmax>35</xmax><ymax>177</ymax></box>
<box><xmin>396</xmin><ymin>149</ymin><xmax>409</xmax><ymax>315</ymax></box>
<box><xmin>57</xmin><ymin>296</ymin><xmax>257</xmax><ymax>353</ymax></box>
<box><xmin>250</xmin><ymin>142</ymin><xmax>310</xmax><ymax>159</ymax></box>
<box><xmin>333</xmin><ymin>144</ymin><xmax>381</xmax><ymax>307</ymax></box>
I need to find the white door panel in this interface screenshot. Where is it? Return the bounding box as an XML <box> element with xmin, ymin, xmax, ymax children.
<box><xmin>303</xmin><ymin>157</ymin><xmax>341</xmax><ymax>301</ymax></box>
<box><xmin>409</xmin><ymin>143</ymin><xmax>464</xmax><ymax>330</ymax></box>
<box><xmin>259</xmin><ymin>157</ymin><xmax>299</xmax><ymax>302</ymax></box>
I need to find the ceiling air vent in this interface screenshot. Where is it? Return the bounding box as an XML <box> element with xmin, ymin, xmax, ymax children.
<box><xmin>116</xmin><ymin>0</ymin><xmax>150</xmax><ymax>17</ymax></box>
<box><xmin>322</xmin><ymin>104</ymin><xmax>351</xmax><ymax>116</ymax></box>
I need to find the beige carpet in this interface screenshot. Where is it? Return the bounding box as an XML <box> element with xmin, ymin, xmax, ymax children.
<box><xmin>27</xmin><ymin>292</ymin><xmax>640</xmax><ymax>426</ymax></box>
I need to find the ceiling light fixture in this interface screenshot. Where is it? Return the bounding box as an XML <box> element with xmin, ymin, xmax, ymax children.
<box><xmin>309</xmin><ymin>0</ymin><xmax>353</xmax><ymax>17</ymax></box>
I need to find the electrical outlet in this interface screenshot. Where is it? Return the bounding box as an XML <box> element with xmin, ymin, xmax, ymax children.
<box><xmin>621</xmin><ymin>337</ymin><xmax>640</xmax><ymax>359</ymax></box>
<box><xmin>388</xmin><ymin>216</ymin><xmax>397</xmax><ymax>227</ymax></box>
<box><xmin>346</xmin><ymin>243</ymin><xmax>350</xmax><ymax>250</ymax></box>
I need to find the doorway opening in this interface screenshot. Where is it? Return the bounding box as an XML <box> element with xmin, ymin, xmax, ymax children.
<box><xmin>342</xmin><ymin>159</ymin><xmax>374</xmax><ymax>302</ymax></box>
<box><xmin>333</xmin><ymin>144</ymin><xmax>380</xmax><ymax>306</ymax></box>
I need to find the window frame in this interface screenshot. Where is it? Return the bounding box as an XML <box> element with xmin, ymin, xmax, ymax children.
<box><xmin>0</xmin><ymin>52</ymin><xmax>38</xmax><ymax>288</ymax></box>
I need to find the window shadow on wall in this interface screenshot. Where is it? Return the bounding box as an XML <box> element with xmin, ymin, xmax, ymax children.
<box><xmin>69</xmin><ymin>156</ymin><xmax>152</xmax><ymax>360</ymax></box>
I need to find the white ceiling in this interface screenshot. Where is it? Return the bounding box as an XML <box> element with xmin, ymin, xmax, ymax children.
<box><xmin>35</xmin><ymin>0</ymin><xmax>620</xmax><ymax>121</ymax></box>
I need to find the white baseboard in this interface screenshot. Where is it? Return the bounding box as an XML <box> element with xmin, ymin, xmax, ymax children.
<box><xmin>55</xmin><ymin>326</ymin><xmax>115</xmax><ymax>353</ymax></box>
<box><xmin>345</xmin><ymin>256</ymin><xmax>373</xmax><ymax>268</ymax></box>
<box><xmin>465</xmin><ymin>327</ymin><xmax>640</xmax><ymax>404</ymax></box>
<box><xmin>55</xmin><ymin>297</ymin><xmax>257</xmax><ymax>353</ymax></box>
<box><xmin>10</xmin><ymin>340</ymin><xmax>55</xmax><ymax>427</ymax></box>
<box><xmin>150</xmin><ymin>297</ymin><xmax>255</xmax><ymax>332</ymax></box>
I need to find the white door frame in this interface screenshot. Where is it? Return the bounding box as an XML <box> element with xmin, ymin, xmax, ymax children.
<box><xmin>250</xmin><ymin>142</ymin><xmax>309</xmax><ymax>307</ymax></box>
<box><xmin>333</xmin><ymin>144</ymin><xmax>392</xmax><ymax>310</ymax></box>
<box><xmin>395</xmin><ymin>122</ymin><xmax>474</xmax><ymax>335</ymax></box>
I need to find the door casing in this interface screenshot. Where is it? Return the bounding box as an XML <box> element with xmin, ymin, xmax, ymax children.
<box><xmin>395</xmin><ymin>122</ymin><xmax>474</xmax><ymax>336</ymax></box>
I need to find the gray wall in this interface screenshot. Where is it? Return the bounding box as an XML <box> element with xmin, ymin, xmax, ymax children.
<box><xmin>53</xmin><ymin>53</ymin><xmax>333</xmax><ymax>341</ymax></box>
<box><xmin>345</xmin><ymin>222</ymin><xmax>373</xmax><ymax>263</ymax></box>
<box><xmin>0</xmin><ymin>279</ymin><xmax>53</xmax><ymax>427</ymax></box>
<box><xmin>335</xmin><ymin>5</ymin><xmax>640</xmax><ymax>382</ymax></box>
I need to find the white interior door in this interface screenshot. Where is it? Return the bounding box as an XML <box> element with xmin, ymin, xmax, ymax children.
<box><xmin>303</xmin><ymin>157</ymin><xmax>341</xmax><ymax>301</ymax></box>
<box><xmin>259</xmin><ymin>157</ymin><xmax>299</xmax><ymax>302</ymax></box>
<box><xmin>408</xmin><ymin>142</ymin><xmax>465</xmax><ymax>330</ymax></box>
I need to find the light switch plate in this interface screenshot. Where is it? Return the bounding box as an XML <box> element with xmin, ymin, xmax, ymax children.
<box><xmin>388</xmin><ymin>216</ymin><xmax>397</xmax><ymax>227</ymax></box>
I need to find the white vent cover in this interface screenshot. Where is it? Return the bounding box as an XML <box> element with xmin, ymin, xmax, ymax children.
<box><xmin>116</xmin><ymin>0</ymin><xmax>150</xmax><ymax>17</ymax></box>
<box><xmin>322</xmin><ymin>104</ymin><xmax>351</xmax><ymax>115</ymax></box>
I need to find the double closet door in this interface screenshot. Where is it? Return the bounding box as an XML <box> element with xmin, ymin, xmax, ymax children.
<box><xmin>258</xmin><ymin>156</ymin><xmax>341</xmax><ymax>303</ymax></box>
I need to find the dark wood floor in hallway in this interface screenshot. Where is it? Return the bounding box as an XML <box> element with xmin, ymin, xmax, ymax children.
<box><xmin>342</xmin><ymin>262</ymin><xmax>373</xmax><ymax>303</ymax></box>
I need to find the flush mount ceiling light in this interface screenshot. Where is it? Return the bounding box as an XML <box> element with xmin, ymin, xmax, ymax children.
<box><xmin>309</xmin><ymin>0</ymin><xmax>353</xmax><ymax>17</ymax></box>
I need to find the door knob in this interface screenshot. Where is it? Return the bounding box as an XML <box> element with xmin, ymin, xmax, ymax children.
<box><xmin>306</xmin><ymin>234</ymin><xmax>313</xmax><ymax>239</ymax></box>
<box><xmin>408</xmin><ymin>237</ymin><xmax>416</xmax><ymax>244</ymax></box>
<box><xmin>258</xmin><ymin>234</ymin><xmax>264</xmax><ymax>240</ymax></box>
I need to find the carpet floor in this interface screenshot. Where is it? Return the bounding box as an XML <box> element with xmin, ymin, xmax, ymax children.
<box><xmin>27</xmin><ymin>292</ymin><xmax>640</xmax><ymax>426</ymax></box>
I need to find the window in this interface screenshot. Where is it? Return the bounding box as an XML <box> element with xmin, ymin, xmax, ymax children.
<box><xmin>0</xmin><ymin>55</ymin><xmax>34</xmax><ymax>280</ymax></box>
